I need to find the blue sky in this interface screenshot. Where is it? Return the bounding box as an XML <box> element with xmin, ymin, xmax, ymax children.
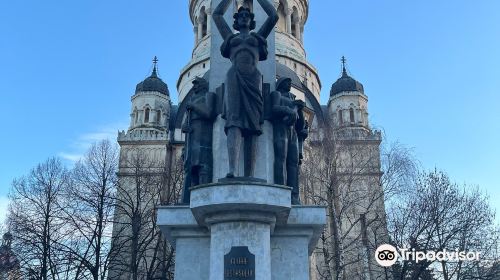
<box><xmin>0</xmin><ymin>0</ymin><xmax>499</xmax><ymax>224</ymax></box>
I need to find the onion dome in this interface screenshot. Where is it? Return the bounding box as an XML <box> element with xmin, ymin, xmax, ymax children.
<box><xmin>330</xmin><ymin>56</ymin><xmax>364</xmax><ymax>96</ymax></box>
<box><xmin>135</xmin><ymin>56</ymin><xmax>169</xmax><ymax>95</ymax></box>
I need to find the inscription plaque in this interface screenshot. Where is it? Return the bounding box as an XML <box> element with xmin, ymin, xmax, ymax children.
<box><xmin>224</xmin><ymin>246</ymin><xmax>255</xmax><ymax>280</ymax></box>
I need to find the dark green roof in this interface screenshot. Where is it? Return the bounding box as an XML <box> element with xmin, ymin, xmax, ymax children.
<box><xmin>135</xmin><ymin>67</ymin><xmax>169</xmax><ymax>95</ymax></box>
<box><xmin>330</xmin><ymin>68</ymin><xmax>364</xmax><ymax>96</ymax></box>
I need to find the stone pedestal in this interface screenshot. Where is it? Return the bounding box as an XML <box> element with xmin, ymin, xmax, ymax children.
<box><xmin>157</xmin><ymin>182</ymin><xmax>326</xmax><ymax>280</ymax></box>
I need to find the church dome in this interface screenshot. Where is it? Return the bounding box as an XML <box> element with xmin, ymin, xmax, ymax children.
<box><xmin>330</xmin><ymin>65</ymin><xmax>364</xmax><ymax>96</ymax></box>
<box><xmin>135</xmin><ymin>66</ymin><xmax>169</xmax><ymax>95</ymax></box>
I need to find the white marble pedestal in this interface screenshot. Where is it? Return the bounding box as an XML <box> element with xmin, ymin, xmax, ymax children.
<box><xmin>157</xmin><ymin>182</ymin><xmax>326</xmax><ymax>280</ymax></box>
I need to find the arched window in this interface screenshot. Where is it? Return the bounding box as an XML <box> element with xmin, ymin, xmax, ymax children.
<box><xmin>350</xmin><ymin>108</ymin><xmax>355</xmax><ymax>123</ymax></box>
<box><xmin>277</xmin><ymin>2</ymin><xmax>286</xmax><ymax>33</ymax></box>
<box><xmin>134</xmin><ymin>110</ymin><xmax>138</xmax><ymax>124</ymax></box>
<box><xmin>291</xmin><ymin>7</ymin><xmax>299</xmax><ymax>38</ymax></box>
<box><xmin>145</xmin><ymin>108</ymin><xmax>150</xmax><ymax>123</ymax></box>
<box><xmin>202</xmin><ymin>21</ymin><xmax>207</xmax><ymax>38</ymax></box>
<box><xmin>200</xmin><ymin>7</ymin><xmax>207</xmax><ymax>38</ymax></box>
<box><xmin>338</xmin><ymin>110</ymin><xmax>343</xmax><ymax>125</ymax></box>
<box><xmin>194</xmin><ymin>16</ymin><xmax>198</xmax><ymax>42</ymax></box>
<box><xmin>156</xmin><ymin>110</ymin><xmax>161</xmax><ymax>124</ymax></box>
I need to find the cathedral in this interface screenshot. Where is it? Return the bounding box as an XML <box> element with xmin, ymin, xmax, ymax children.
<box><xmin>111</xmin><ymin>0</ymin><xmax>389</xmax><ymax>279</ymax></box>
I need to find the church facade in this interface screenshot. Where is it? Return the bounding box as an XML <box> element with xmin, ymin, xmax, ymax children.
<box><xmin>110</xmin><ymin>0</ymin><xmax>389</xmax><ymax>279</ymax></box>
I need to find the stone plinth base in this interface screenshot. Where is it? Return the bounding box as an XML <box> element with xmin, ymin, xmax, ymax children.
<box><xmin>157</xmin><ymin>182</ymin><xmax>326</xmax><ymax>280</ymax></box>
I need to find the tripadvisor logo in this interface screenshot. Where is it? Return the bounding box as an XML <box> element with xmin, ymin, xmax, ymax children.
<box><xmin>375</xmin><ymin>244</ymin><xmax>481</xmax><ymax>267</ymax></box>
<box><xmin>375</xmin><ymin>244</ymin><xmax>398</xmax><ymax>267</ymax></box>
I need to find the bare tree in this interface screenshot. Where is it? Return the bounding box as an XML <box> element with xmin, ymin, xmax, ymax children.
<box><xmin>108</xmin><ymin>147</ymin><xmax>182</xmax><ymax>280</ymax></box>
<box><xmin>379</xmin><ymin>141</ymin><xmax>419</xmax><ymax>199</ymax></box>
<box><xmin>8</xmin><ymin>158</ymin><xmax>71</xmax><ymax>279</ymax></box>
<box><xmin>301</xmin><ymin>124</ymin><xmax>404</xmax><ymax>280</ymax></box>
<box><xmin>6</xmin><ymin>142</ymin><xmax>182</xmax><ymax>279</ymax></box>
<box><xmin>154</xmin><ymin>151</ymin><xmax>184</xmax><ymax>280</ymax></box>
<box><xmin>388</xmin><ymin>170</ymin><xmax>499</xmax><ymax>280</ymax></box>
<box><xmin>55</xmin><ymin>140</ymin><xmax>118</xmax><ymax>280</ymax></box>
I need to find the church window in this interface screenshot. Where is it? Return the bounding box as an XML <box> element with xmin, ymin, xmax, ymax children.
<box><xmin>134</xmin><ymin>110</ymin><xmax>138</xmax><ymax>124</ymax></box>
<box><xmin>145</xmin><ymin>108</ymin><xmax>150</xmax><ymax>123</ymax></box>
<box><xmin>277</xmin><ymin>2</ymin><xmax>286</xmax><ymax>33</ymax></box>
<box><xmin>203</xmin><ymin>63</ymin><xmax>206</xmax><ymax>69</ymax></box>
<box><xmin>157</xmin><ymin>110</ymin><xmax>161</xmax><ymax>123</ymax></box>
<box><xmin>202</xmin><ymin>22</ymin><xmax>207</xmax><ymax>37</ymax></box>
<box><xmin>350</xmin><ymin>108</ymin><xmax>355</xmax><ymax>123</ymax></box>
<box><xmin>338</xmin><ymin>110</ymin><xmax>343</xmax><ymax>124</ymax></box>
<box><xmin>194</xmin><ymin>16</ymin><xmax>198</xmax><ymax>42</ymax></box>
<box><xmin>291</xmin><ymin>7</ymin><xmax>299</xmax><ymax>39</ymax></box>
<box><xmin>200</xmin><ymin>7</ymin><xmax>208</xmax><ymax>38</ymax></box>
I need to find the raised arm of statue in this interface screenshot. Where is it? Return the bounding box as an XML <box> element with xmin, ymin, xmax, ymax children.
<box><xmin>213</xmin><ymin>0</ymin><xmax>233</xmax><ymax>40</ymax></box>
<box><xmin>256</xmin><ymin>0</ymin><xmax>279</xmax><ymax>38</ymax></box>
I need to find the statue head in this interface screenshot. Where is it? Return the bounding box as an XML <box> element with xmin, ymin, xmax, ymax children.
<box><xmin>233</xmin><ymin>6</ymin><xmax>256</xmax><ymax>31</ymax></box>
<box><xmin>192</xmin><ymin>77</ymin><xmax>208</xmax><ymax>94</ymax></box>
<box><xmin>276</xmin><ymin>77</ymin><xmax>292</xmax><ymax>93</ymax></box>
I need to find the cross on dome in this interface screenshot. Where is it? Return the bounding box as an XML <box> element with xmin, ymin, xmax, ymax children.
<box><xmin>341</xmin><ymin>56</ymin><xmax>347</xmax><ymax>76</ymax></box>
<box><xmin>152</xmin><ymin>56</ymin><xmax>159</xmax><ymax>76</ymax></box>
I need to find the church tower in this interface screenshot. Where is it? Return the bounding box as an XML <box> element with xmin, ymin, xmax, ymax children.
<box><xmin>109</xmin><ymin>58</ymin><xmax>173</xmax><ymax>279</ymax></box>
<box><xmin>116</xmin><ymin>57</ymin><xmax>171</xmax><ymax>174</ymax></box>
<box><xmin>121</xmin><ymin>57</ymin><xmax>171</xmax><ymax>140</ymax></box>
<box><xmin>327</xmin><ymin>57</ymin><xmax>371</xmax><ymax>133</ymax></box>
<box><xmin>178</xmin><ymin>0</ymin><xmax>320</xmax><ymax>103</ymax></box>
<box><xmin>311</xmin><ymin>57</ymin><xmax>389</xmax><ymax>279</ymax></box>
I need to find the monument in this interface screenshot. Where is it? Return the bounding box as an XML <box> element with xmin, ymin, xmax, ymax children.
<box><xmin>157</xmin><ymin>1</ymin><xmax>326</xmax><ymax>279</ymax></box>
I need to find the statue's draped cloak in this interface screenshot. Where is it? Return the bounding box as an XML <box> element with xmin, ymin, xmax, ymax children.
<box><xmin>221</xmin><ymin>32</ymin><xmax>268</xmax><ymax>136</ymax></box>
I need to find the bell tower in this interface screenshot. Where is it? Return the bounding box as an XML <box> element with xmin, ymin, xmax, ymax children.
<box><xmin>327</xmin><ymin>57</ymin><xmax>372</xmax><ymax>134</ymax></box>
<box><xmin>110</xmin><ymin>57</ymin><xmax>172</xmax><ymax>279</ymax></box>
<box><xmin>320</xmin><ymin>57</ymin><xmax>388</xmax><ymax>279</ymax></box>
<box><xmin>123</xmin><ymin>57</ymin><xmax>171</xmax><ymax>136</ymax></box>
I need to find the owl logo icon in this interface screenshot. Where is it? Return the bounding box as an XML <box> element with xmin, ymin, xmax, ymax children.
<box><xmin>375</xmin><ymin>244</ymin><xmax>398</xmax><ymax>267</ymax></box>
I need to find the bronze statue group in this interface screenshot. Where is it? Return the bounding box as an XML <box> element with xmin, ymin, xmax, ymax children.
<box><xmin>182</xmin><ymin>0</ymin><xmax>307</xmax><ymax>205</ymax></box>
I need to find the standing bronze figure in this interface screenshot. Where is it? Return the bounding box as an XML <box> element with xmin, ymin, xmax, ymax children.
<box><xmin>182</xmin><ymin>77</ymin><xmax>216</xmax><ymax>203</ymax></box>
<box><xmin>213</xmin><ymin>0</ymin><xmax>278</xmax><ymax>178</ymax></box>
<box><xmin>270</xmin><ymin>77</ymin><xmax>308</xmax><ymax>204</ymax></box>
